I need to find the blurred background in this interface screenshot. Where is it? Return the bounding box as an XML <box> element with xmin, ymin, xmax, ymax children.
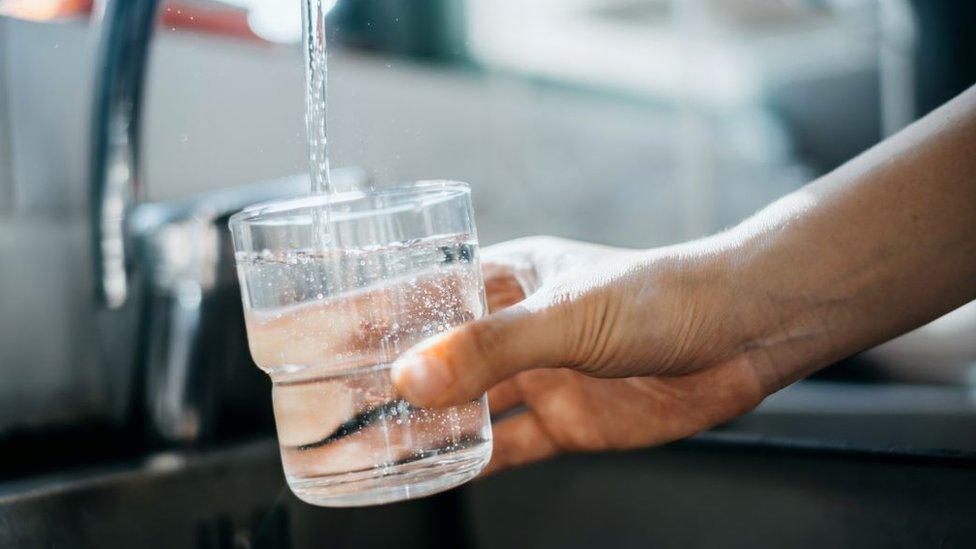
<box><xmin>1</xmin><ymin>0</ymin><xmax>975</xmax><ymax>547</ymax></box>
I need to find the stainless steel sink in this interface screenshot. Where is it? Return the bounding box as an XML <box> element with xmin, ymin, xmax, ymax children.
<box><xmin>0</xmin><ymin>440</ymin><xmax>464</xmax><ymax>548</ymax></box>
<box><xmin>2</xmin><ymin>380</ymin><xmax>974</xmax><ymax>548</ymax></box>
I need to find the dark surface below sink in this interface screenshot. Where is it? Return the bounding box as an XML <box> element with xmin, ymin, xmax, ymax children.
<box><xmin>468</xmin><ymin>434</ymin><xmax>976</xmax><ymax>548</ymax></box>
<box><xmin>728</xmin><ymin>380</ymin><xmax>976</xmax><ymax>452</ymax></box>
<box><xmin>2</xmin><ymin>431</ymin><xmax>974</xmax><ymax>548</ymax></box>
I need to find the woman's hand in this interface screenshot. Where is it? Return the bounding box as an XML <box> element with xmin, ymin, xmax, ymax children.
<box><xmin>393</xmin><ymin>236</ymin><xmax>771</xmax><ymax>473</ymax></box>
<box><xmin>392</xmin><ymin>85</ymin><xmax>976</xmax><ymax>474</ymax></box>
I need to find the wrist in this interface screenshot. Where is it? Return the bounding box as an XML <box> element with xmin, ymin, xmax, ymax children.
<box><xmin>704</xmin><ymin>229</ymin><xmax>841</xmax><ymax>396</ymax></box>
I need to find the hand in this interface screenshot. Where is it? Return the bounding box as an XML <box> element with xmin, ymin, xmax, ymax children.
<box><xmin>392</xmin><ymin>236</ymin><xmax>770</xmax><ymax>474</ymax></box>
<box><xmin>392</xmin><ymin>86</ymin><xmax>976</xmax><ymax>474</ymax></box>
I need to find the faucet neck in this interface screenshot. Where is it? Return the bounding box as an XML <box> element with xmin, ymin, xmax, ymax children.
<box><xmin>89</xmin><ymin>0</ymin><xmax>160</xmax><ymax>309</ymax></box>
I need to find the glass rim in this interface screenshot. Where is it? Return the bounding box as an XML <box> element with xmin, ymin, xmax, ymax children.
<box><xmin>228</xmin><ymin>180</ymin><xmax>471</xmax><ymax>229</ymax></box>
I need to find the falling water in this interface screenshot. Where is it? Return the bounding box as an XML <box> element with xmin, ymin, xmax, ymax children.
<box><xmin>302</xmin><ymin>0</ymin><xmax>333</xmax><ymax>195</ymax></box>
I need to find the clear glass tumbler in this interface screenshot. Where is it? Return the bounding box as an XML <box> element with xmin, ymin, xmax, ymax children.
<box><xmin>229</xmin><ymin>181</ymin><xmax>492</xmax><ymax>507</ymax></box>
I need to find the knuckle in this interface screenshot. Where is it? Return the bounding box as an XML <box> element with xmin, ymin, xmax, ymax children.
<box><xmin>523</xmin><ymin>235</ymin><xmax>569</xmax><ymax>251</ymax></box>
<box><xmin>523</xmin><ymin>235</ymin><xmax>556</xmax><ymax>247</ymax></box>
<box><xmin>504</xmin><ymin>235</ymin><xmax>564</xmax><ymax>254</ymax></box>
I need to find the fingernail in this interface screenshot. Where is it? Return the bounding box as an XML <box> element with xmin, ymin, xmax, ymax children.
<box><xmin>392</xmin><ymin>353</ymin><xmax>453</xmax><ymax>405</ymax></box>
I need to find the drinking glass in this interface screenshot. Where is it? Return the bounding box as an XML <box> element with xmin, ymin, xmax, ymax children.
<box><xmin>229</xmin><ymin>181</ymin><xmax>492</xmax><ymax>507</ymax></box>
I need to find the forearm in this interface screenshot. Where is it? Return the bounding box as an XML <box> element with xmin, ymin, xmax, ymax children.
<box><xmin>718</xmin><ymin>85</ymin><xmax>976</xmax><ymax>393</ymax></box>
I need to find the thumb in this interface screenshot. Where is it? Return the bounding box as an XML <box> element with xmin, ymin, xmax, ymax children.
<box><xmin>391</xmin><ymin>293</ymin><xmax>573</xmax><ymax>408</ymax></box>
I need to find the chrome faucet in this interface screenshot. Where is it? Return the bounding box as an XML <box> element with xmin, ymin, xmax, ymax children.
<box><xmin>90</xmin><ymin>0</ymin><xmax>159</xmax><ymax>311</ymax></box>
<box><xmin>88</xmin><ymin>0</ymin><xmax>366</xmax><ymax>443</ymax></box>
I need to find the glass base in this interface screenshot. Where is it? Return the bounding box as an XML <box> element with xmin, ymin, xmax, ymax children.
<box><xmin>286</xmin><ymin>442</ymin><xmax>492</xmax><ymax>507</ymax></box>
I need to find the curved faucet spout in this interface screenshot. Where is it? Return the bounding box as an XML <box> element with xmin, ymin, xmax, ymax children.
<box><xmin>90</xmin><ymin>0</ymin><xmax>160</xmax><ymax>309</ymax></box>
